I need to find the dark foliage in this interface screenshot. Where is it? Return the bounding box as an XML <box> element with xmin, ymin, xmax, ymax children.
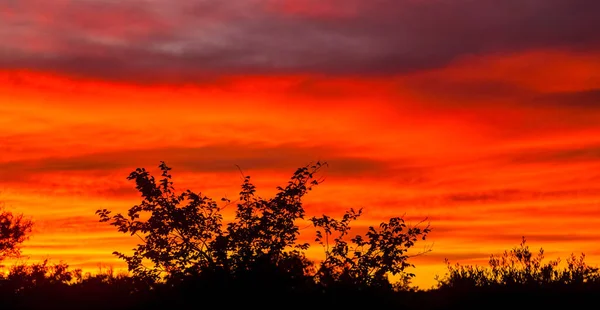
<box><xmin>437</xmin><ymin>237</ymin><xmax>600</xmax><ymax>289</ymax></box>
<box><xmin>1</xmin><ymin>163</ymin><xmax>600</xmax><ymax>309</ymax></box>
<box><xmin>428</xmin><ymin>238</ymin><xmax>600</xmax><ymax>309</ymax></box>
<box><xmin>95</xmin><ymin>161</ymin><xmax>430</xmax><ymax>293</ymax></box>
<box><xmin>311</xmin><ymin>208</ymin><xmax>430</xmax><ymax>289</ymax></box>
<box><xmin>0</xmin><ymin>207</ymin><xmax>33</xmax><ymax>263</ymax></box>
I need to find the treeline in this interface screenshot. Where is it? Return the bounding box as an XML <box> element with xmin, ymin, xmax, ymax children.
<box><xmin>1</xmin><ymin>162</ymin><xmax>599</xmax><ymax>309</ymax></box>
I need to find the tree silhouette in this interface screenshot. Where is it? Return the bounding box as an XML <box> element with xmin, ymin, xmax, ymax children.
<box><xmin>96</xmin><ymin>162</ymin><xmax>225</xmax><ymax>282</ymax></box>
<box><xmin>224</xmin><ymin>163</ymin><xmax>324</xmax><ymax>282</ymax></box>
<box><xmin>4</xmin><ymin>162</ymin><xmax>600</xmax><ymax>309</ymax></box>
<box><xmin>311</xmin><ymin>208</ymin><xmax>430</xmax><ymax>289</ymax></box>
<box><xmin>96</xmin><ymin>161</ymin><xmax>430</xmax><ymax>294</ymax></box>
<box><xmin>96</xmin><ymin>162</ymin><xmax>325</xmax><ymax>284</ymax></box>
<box><xmin>0</xmin><ymin>206</ymin><xmax>33</xmax><ymax>263</ymax></box>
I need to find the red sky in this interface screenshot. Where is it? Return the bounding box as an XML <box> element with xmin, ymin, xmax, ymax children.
<box><xmin>1</xmin><ymin>0</ymin><xmax>600</xmax><ymax>288</ymax></box>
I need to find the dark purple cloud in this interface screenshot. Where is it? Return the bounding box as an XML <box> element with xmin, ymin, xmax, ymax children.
<box><xmin>532</xmin><ymin>89</ymin><xmax>600</xmax><ymax>109</ymax></box>
<box><xmin>504</xmin><ymin>143</ymin><xmax>600</xmax><ymax>164</ymax></box>
<box><xmin>0</xmin><ymin>142</ymin><xmax>419</xmax><ymax>183</ymax></box>
<box><xmin>1</xmin><ymin>0</ymin><xmax>599</xmax><ymax>81</ymax></box>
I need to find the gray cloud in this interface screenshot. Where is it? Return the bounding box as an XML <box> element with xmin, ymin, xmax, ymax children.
<box><xmin>0</xmin><ymin>142</ymin><xmax>414</xmax><ymax>183</ymax></box>
<box><xmin>507</xmin><ymin>144</ymin><xmax>600</xmax><ymax>164</ymax></box>
<box><xmin>1</xmin><ymin>0</ymin><xmax>599</xmax><ymax>81</ymax></box>
<box><xmin>532</xmin><ymin>89</ymin><xmax>600</xmax><ymax>109</ymax></box>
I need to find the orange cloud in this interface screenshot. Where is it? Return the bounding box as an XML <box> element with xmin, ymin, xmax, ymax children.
<box><xmin>2</xmin><ymin>48</ymin><xmax>600</xmax><ymax>289</ymax></box>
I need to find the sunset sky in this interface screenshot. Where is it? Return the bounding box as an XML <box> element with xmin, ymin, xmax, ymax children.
<box><xmin>1</xmin><ymin>0</ymin><xmax>600</xmax><ymax>289</ymax></box>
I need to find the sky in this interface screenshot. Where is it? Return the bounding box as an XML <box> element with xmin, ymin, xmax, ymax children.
<box><xmin>1</xmin><ymin>0</ymin><xmax>600</xmax><ymax>289</ymax></box>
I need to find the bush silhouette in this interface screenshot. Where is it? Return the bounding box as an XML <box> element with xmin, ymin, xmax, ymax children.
<box><xmin>311</xmin><ymin>208</ymin><xmax>430</xmax><ymax>289</ymax></box>
<box><xmin>437</xmin><ymin>237</ymin><xmax>600</xmax><ymax>289</ymax></box>
<box><xmin>96</xmin><ymin>161</ymin><xmax>430</xmax><ymax>296</ymax></box>
<box><xmin>0</xmin><ymin>207</ymin><xmax>33</xmax><ymax>263</ymax></box>
<box><xmin>2</xmin><ymin>163</ymin><xmax>600</xmax><ymax>309</ymax></box>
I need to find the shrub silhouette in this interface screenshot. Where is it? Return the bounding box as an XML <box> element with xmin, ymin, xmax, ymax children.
<box><xmin>311</xmin><ymin>208</ymin><xmax>430</xmax><ymax>289</ymax></box>
<box><xmin>96</xmin><ymin>161</ymin><xmax>430</xmax><ymax>295</ymax></box>
<box><xmin>437</xmin><ymin>237</ymin><xmax>600</xmax><ymax>289</ymax></box>
<box><xmin>3</xmin><ymin>260</ymin><xmax>76</xmax><ymax>294</ymax></box>
<box><xmin>0</xmin><ymin>260</ymin><xmax>145</xmax><ymax>310</ymax></box>
<box><xmin>0</xmin><ymin>207</ymin><xmax>33</xmax><ymax>263</ymax></box>
<box><xmin>2</xmin><ymin>163</ymin><xmax>600</xmax><ymax>309</ymax></box>
<box><xmin>96</xmin><ymin>161</ymin><xmax>226</xmax><ymax>283</ymax></box>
